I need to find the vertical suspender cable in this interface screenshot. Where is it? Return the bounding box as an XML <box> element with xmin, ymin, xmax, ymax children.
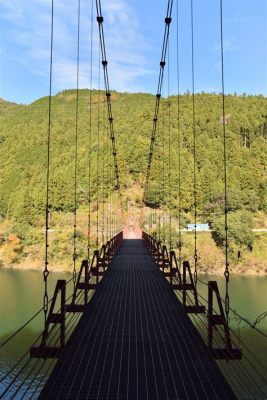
<box><xmin>176</xmin><ymin>0</ymin><xmax>182</xmax><ymax>267</ymax></box>
<box><xmin>158</xmin><ymin>155</ymin><xmax>161</xmax><ymax>241</ymax></box>
<box><xmin>112</xmin><ymin>153</ymin><xmax>114</xmax><ymax>235</ymax></box>
<box><xmin>101</xmin><ymin>97</ymin><xmax>106</xmax><ymax>244</ymax></box>
<box><xmin>73</xmin><ymin>0</ymin><xmax>81</xmax><ymax>284</ymax></box>
<box><xmin>155</xmin><ymin>134</ymin><xmax>160</xmax><ymax>240</ymax></box>
<box><xmin>96</xmin><ymin>44</ymin><xmax>100</xmax><ymax>249</ymax></box>
<box><xmin>87</xmin><ymin>0</ymin><xmax>94</xmax><ymax>262</ymax></box>
<box><xmin>167</xmin><ymin>41</ymin><xmax>172</xmax><ymax>252</ymax></box>
<box><xmin>107</xmin><ymin>127</ymin><xmax>111</xmax><ymax>240</ymax></box>
<box><xmin>153</xmin><ymin>152</ymin><xmax>157</xmax><ymax>236</ymax></box>
<box><xmin>113</xmin><ymin>164</ymin><xmax>116</xmax><ymax>235</ymax></box>
<box><xmin>220</xmin><ymin>0</ymin><xmax>230</xmax><ymax>323</ymax></box>
<box><xmin>43</xmin><ymin>0</ymin><xmax>54</xmax><ymax>326</ymax></box>
<box><xmin>105</xmin><ymin>107</ymin><xmax>109</xmax><ymax>241</ymax></box>
<box><xmin>156</xmin><ymin>125</ymin><xmax>159</xmax><ymax>240</ymax></box>
<box><xmin>162</xmin><ymin>98</ymin><xmax>165</xmax><ymax>244</ymax></box>
<box><xmin>190</xmin><ymin>0</ymin><xmax>198</xmax><ymax>285</ymax></box>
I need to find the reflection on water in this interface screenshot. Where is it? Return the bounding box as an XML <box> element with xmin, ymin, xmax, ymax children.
<box><xmin>0</xmin><ymin>270</ymin><xmax>266</xmax><ymax>399</ymax></box>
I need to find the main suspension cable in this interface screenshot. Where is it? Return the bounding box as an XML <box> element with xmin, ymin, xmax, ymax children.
<box><xmin>95</xmin><ymin>0</ymin><xmax>124</xmax><ymax>225</ymax></box>
<box><xmin>142</xmin><ymin>0</ymin><xmax>173</xmax><ymax>208</ymax></box>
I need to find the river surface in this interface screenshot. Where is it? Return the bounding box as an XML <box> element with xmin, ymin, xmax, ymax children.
<box><xmin>0</xmin><ymin>269</ymin><xmax>266</xmax><ymax>399</ymax></box>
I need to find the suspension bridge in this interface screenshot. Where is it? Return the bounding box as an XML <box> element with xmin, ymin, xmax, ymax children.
<box><xmin>0</xmin><ymin>0</ymin><xmax>266</xmax><ymax>399</ymax></box>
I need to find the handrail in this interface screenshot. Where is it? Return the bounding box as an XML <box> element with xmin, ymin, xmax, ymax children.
<box><xmin>30</xmin><ymin>231</ymin><xmax>123</xmax><ymax>358</ymax></box>
<box><xmin>0</xmin><ymin>232</ymin><xmax>123</xmax><ymax>351</ymax></box>
<box><xmin>142</xmin><ymin>231</ymin><xmax>241</xmax><ymax>360</ymax></box>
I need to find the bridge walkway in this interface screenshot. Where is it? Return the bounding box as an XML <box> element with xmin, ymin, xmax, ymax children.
<box><xmin>40</xmin><ymin>239</ymin><xmax>236</xmax><ymax>399</ymax></box>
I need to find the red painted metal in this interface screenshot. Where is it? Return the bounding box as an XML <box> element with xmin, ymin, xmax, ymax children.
<box><xmin>123</xmin><ymin>201</ymin><xmax>142</xmax><ymax>239</ymax></box>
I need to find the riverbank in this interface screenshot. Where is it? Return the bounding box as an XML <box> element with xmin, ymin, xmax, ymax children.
<box><xmin>1</xmin><ymin>213</ymin><xmax>266</xmax><ymax>275</ymax></box>
<box><xmin>1</xmin><ymin>250</ymin><xmax>267</xmax><ymax>276</ymax></box>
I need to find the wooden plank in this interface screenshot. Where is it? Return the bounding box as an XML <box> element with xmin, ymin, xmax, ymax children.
<box><xmin>39</xmin><ymin>239</ymin><xmax>237</xmax><ymax>400</ymax></box>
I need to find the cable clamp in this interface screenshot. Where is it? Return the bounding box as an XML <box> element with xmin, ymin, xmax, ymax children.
<box><xmin>165</xmin><ymin>17</ymin><xmax>172</xmax><ymax>24</ymax></box>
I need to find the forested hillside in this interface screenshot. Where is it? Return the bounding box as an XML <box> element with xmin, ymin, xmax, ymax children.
<box><xmin>0</xmin><ymin>90</ymin><xmax>266</xmax><ymax>272</ymax></box>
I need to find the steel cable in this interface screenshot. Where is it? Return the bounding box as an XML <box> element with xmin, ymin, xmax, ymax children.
<box><xmin>95</xmin><ymin>0</ymin><xmax>124</xmax><ymax>221</ymax></box>
<box><xmin>190</xmin><ymin>0</ymin><xmax>198</xmax><ymax>287</ymax></box>
<box><xmin>87</xmin><ymin>0</ymin><xmax>94</xmax><ymax>262</ymax></box>
<box><xmin>176</xmin><ymin>0</ymin><xmax>182</xmax><ymax>268</ymax></box>
<box><xmin>220</xmin><ymin>0</ymin><xmax>230</xmax><ymax>326</ymax></box>
<box><xmin>142</xmin><ymin>0</ymin><xmax>173</xmax><ymax>207</ymax></box>
<box><xmin>43</xmin><ymin>0</ymin><xmax>54</xmax><ymax>328</ymax></box>
<box><xmin>72</xmin><ymin>0</ymin><xmax>81</xmax><ymax>285</ymax></box>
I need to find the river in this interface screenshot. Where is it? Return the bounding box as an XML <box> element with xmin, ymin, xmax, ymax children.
<box><xmin>0</xmin><ymin>269</ymin><xmax>266</xmax><ymax>399</ymax></box>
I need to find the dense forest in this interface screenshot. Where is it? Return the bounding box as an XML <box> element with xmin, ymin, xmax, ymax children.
<box><xmin>0</xmin><ymin>90</ymin><xmax>266</xmax><ymax>273</ymax></box>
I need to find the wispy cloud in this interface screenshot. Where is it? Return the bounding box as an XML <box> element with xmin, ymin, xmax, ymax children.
<box><xmin>213</xmin><ymin>37</ymin><xmax>239</xmax><ymax>74</ymax></box>
<box><xmin>1</xmin><ymin>0</ymin><xmax>153</xmax><ymax>95</ymax></box>
<box><xmin>214</xmin><ymin>37</ymin><xmax>239</xmax><ymax>54</ymax></box>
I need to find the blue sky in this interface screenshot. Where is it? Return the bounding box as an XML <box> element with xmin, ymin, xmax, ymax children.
<box><xmin>0</xmin><ymin>0</ymin><xmax>266</xmax><ymax>104</ymax></box>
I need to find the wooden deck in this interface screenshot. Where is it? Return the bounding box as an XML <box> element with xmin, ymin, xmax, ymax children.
<box><xmin>40</xmin><ymin>239</ymin><xmax>236</xmax><ymax>399</ymax></box>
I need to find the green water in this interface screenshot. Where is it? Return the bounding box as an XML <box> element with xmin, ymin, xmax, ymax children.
<box><xmin>0</xmin><ymin>269</ymin><xmax>71</xmax><ymax>339</ymax></box>
<box><xmin>0</xmin><ymin>269</ymin><xmax>72</xmax><ymax>399</ymax></box>
<box><xmin>192</xmin><ymin>274</ymin><xmax>267</xmax><ymax>400</ymax></box>
<box><xmin>0</xmin><ymin>269</ymin><xmax>266</xmax><ymax>399</ymax></box>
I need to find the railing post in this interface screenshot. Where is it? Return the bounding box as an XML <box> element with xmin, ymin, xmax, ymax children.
<box><xmin>169</xmin><ymin>251</ymin><xmax>182</xmax><ymax>286</ymax></box>
<box><xmin>60</xmin><ymin>280</ymin><xmax>66</xmax><ymax>348</ymax></box>
<box><xmin>182</xmin><ymin>261</ymin><xmax>187</xmax><ymax>307</ymax></box>
<box><xmin>208</xmin><ymin>280</ymin><xmax>213</xmax><ymax>349</ymax></box>
<box><xmin>96</xmin><ymin>250</ymin><xmax>99</xmax><ymax>284</ymax></box>
<box><xmin>31</xmin><ymin>279</ymin><xmax>66</xmax><ymax>358</ymax></box>
<box><xmin>84</xmin><ymin>259</ymin><xmax>89</xmax><ymax>305</ymax></box>
<box><xmin>208</xmin><ymin>281</ymin><xmax>242</xmax><ymax>360</ymax></box>
<box><xmin>181</xmin><ymin>261</ymin><xmax>205</xmax><ymax>314</ymax></box>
